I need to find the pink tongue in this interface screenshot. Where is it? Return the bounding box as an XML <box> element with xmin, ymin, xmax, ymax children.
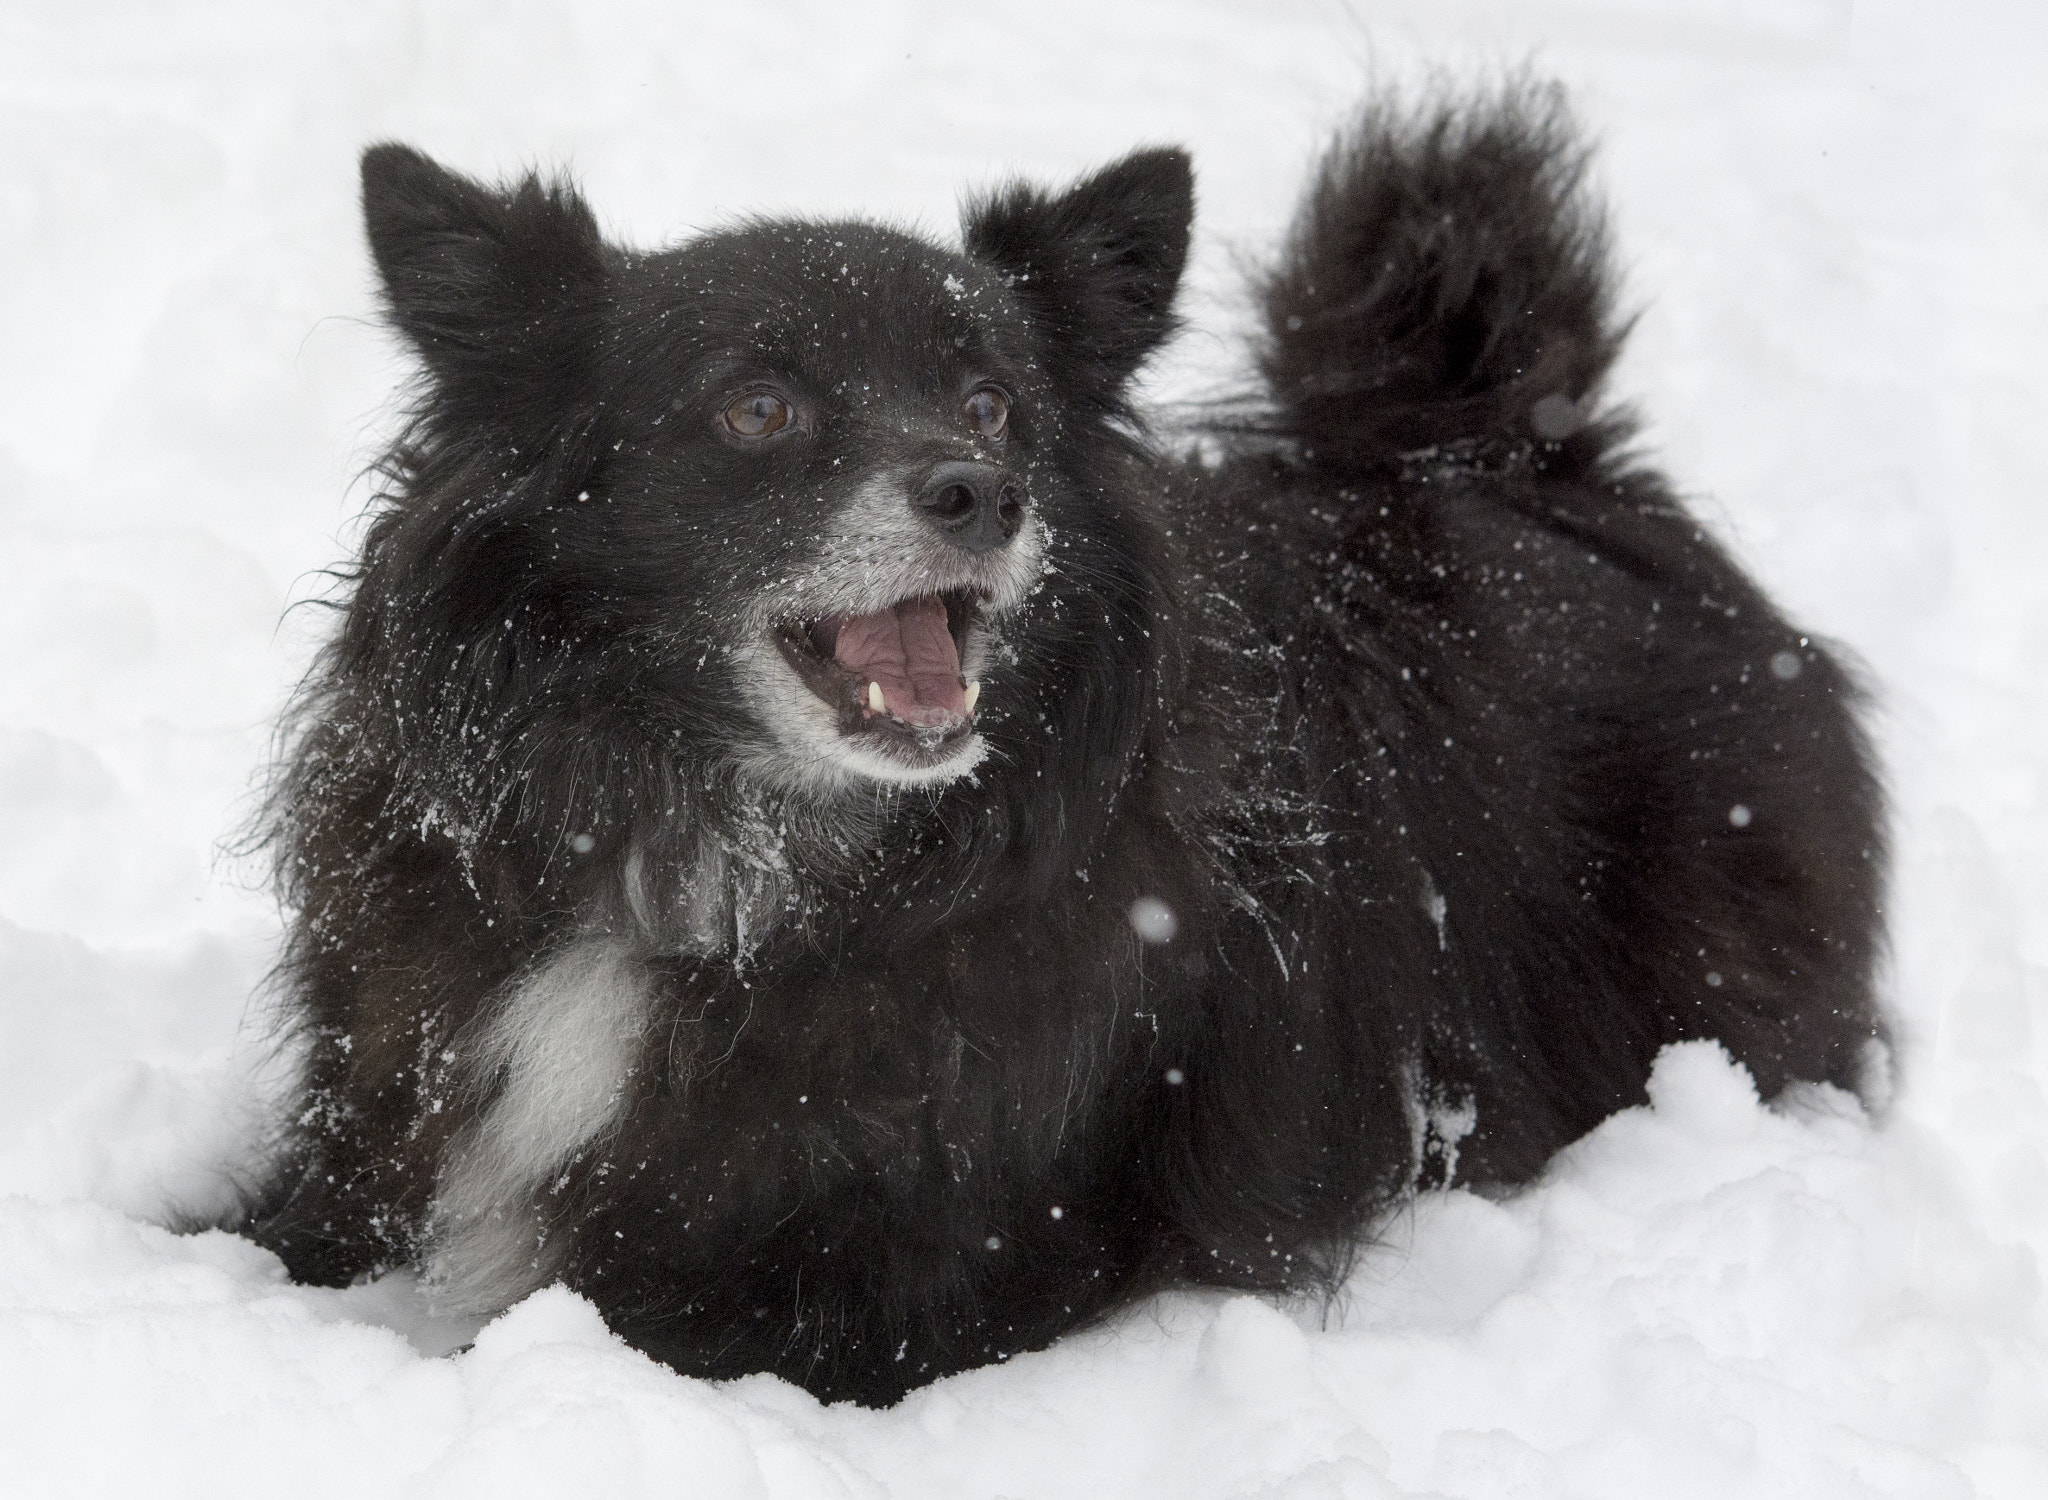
<box><xmin>833</xmin><ymin>596</ymin><xmax>966</xmax><ymax>725</ymax></box>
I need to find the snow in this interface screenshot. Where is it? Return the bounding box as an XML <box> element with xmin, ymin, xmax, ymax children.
<box><xmin>2</xmin><ymin>0</ymin><xmax>2044</xmax><ymax>1494</ymax></box>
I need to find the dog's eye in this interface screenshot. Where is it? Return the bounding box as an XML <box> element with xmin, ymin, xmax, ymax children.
<box><xmin>723</xmin><ymin>391</ymin><xmax>792</xmax><ymax>439</ymax></box>
<box><xmin>964</xmin><ymin>386</ymin><xmax>1010</xmax><ymax>440</ymax></box>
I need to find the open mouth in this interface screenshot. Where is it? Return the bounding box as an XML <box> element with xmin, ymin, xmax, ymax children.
<box><xmin>774</xmin><ymin>587</ymin><xmax>986</xmax><ymax>762</ymax></box>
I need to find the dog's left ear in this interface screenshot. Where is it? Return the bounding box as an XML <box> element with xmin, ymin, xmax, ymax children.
<box><xmin>962</xmin><ymin>148</ymin><xmax>1194</xmax><ymax>406</ymax></box>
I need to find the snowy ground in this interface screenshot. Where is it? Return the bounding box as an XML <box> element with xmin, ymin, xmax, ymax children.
<box><xmin>3</xmin><ymin>1</ymin><xmax>2044</xmax><ymax>1495</ymax></box>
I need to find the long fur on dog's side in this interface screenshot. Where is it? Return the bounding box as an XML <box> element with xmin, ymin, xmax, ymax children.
<box><xmin>220</xmin><ymin>83</ymin><xmax>1885</xmax><ymax>1406</ymax></box>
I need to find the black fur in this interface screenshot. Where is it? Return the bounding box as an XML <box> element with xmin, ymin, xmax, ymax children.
<box><xmin>227</xmin><ymin>85</ymin><xmax>1886</xmax><ymax>1406</ymax></box>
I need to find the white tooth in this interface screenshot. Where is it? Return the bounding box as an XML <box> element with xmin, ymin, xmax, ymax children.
<box><xmin>867</xmin><ymin>681</ymin><xmax>885</xmax><ymax>713</ymax></box>
<box><xmin>963</xmin><ymin>680</ymin><xmax>981</xmax><ymax>713</ymax></box>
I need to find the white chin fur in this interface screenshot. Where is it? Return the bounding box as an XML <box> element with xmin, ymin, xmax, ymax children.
<box><xmin>833</xmin><ymin>727</ymin><xmax>989</xmax><ymax>788</ymax></box>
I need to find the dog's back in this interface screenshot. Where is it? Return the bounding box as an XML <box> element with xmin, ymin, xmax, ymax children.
<box><xmin>1191</xmin><ymin>85</ymin><xmax>1885</xmax><ymax>1186</ymax></box>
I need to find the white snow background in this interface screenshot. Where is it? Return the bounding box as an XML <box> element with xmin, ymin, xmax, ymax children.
<box><xmin>2</xmin><ymin>1</ymin><xmax>2043</xmax><ymax>1495</ymax></box>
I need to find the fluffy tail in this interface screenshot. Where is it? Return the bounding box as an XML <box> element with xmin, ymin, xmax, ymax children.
<box><xmin>1258</xmin><ymin>82</ymin><xmax>1623</xmax><ymax>471</ymax></box>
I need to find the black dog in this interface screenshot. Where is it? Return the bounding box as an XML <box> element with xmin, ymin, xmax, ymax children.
<box><xmin>230</xmin><ymin>86</ymin><xmax>1885</xmax><ymax>1405</ymax></box>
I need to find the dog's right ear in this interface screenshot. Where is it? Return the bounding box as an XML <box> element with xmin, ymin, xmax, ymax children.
<box><xmin>360</xmin><ymin>144</ymin><xmax>607</xmax><ymax>423</ymax></box>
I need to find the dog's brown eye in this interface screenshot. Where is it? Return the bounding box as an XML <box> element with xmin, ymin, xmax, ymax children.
<box><xmin>723</xmin><ymin>391</ymin><xmax>792</xmax><ymax>438</ymax></box>
<box><xmin>965</xmin><ymin>386</ymin><xmax>1009</xmax><ymax>440</ymax></box>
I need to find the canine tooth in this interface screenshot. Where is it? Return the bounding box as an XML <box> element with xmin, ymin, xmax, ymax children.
<box><xmin>867</xmin><ymin>681</ymin><xmax>885</xmax><ymax>713</ymax></box>
<box><xmin>963</xmin><ymin>681</ymin><xmax>981</xmax><ymax>713</ymax></box>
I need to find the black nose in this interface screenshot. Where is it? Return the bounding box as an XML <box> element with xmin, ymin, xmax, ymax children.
<box><xmin>914</xmin><ymin>461</ymin><xmax>1025</xmax><ymax>553</ymax></box>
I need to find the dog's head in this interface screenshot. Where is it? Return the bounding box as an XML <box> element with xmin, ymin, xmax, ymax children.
<box><xmin>353</xmin><ymin>143</ymin><xmax>1192</xmax><ymax>800</ymax></box>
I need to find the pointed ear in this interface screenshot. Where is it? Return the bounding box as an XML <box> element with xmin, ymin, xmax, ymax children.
<box><xmin>360</xmin><ymin>144</ymin><xmax>607</xmax><ymax>425</ymax></box>
<box><xmin>962</xmin><ymin>147</ymin><xmax>1194</xmax><ymax>407</ymax></box>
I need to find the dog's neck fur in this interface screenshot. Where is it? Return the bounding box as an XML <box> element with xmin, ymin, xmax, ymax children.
<box><xmin>606</xmin><ymin>768</ymin><xmax>902</xmax><ymax>959</ymax></box>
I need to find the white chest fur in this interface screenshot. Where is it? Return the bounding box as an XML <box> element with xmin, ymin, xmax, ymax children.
<box><xmin>425</xmin><ymin>936</ymin><xmax>655</xmax><ymax>1311</ymax></box>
